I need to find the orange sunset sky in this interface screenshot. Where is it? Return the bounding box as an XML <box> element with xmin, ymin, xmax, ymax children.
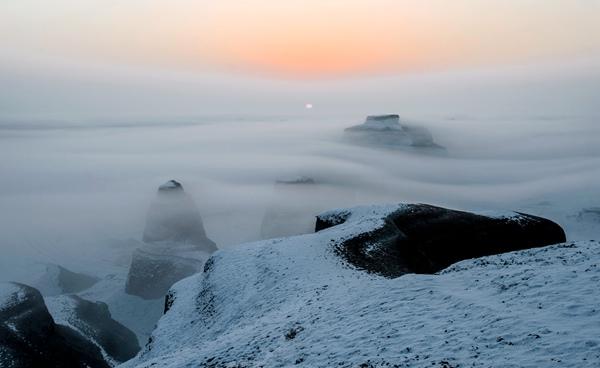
<box><xmin>1</xmin><ymin>0</ymin><xmax>599</xmax><ymax>78</ymax></box>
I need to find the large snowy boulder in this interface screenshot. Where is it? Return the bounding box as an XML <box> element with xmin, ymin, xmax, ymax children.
<box><xmin>142</xmin><ymin>180</ymin><xmax>216</xmax><ymax>251</ymax></box>
<box><xmin>45</xmin><ymin>294</ymin><xmax>140</xmax><ymax>364</ymax></box>
<box><xmin>344</xmin><ymin>114</ymin><xmax>444</xmax><ymax>149</ymax></box>
<box><xmin>126</xmin><ymin>180</ymin><xmax>216</xmax><ymax>299</ymax></box>
<box><xmin>121</xmin><ymin>204</ymin><xmax>592</xmax><ymax>368</ymax></box>
<box><xmin>0</xmin><ymin>282</ymin><xmax>109</xmax><ymax>368</ymax></box>
<box><xmin>316</xmin><ymin>204</ymin><xmax>567</xmax><ymax>276</ymax></box>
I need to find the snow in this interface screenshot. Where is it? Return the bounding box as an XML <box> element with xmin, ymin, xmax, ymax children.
<box><xmin>45</xmin><ymin>296</ymin><xmax>118</xmax><ymax>367</ymax></box>
<box><xmin>0</xmin><ymin>283</ymin><xmax>26</xmax><ymax>312</ymax></box>
<box><xmin>317</xmin><ymin>204</ymin><xmax>404</xmax><ymax>238</ymax></box>
<box><xmin>120</xmin><ymin>205</ymin><xmax>600</xmax><ymax>368</ymax></box>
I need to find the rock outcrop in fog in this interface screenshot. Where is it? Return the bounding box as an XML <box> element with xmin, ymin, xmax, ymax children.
<box><xmin>0</xmin><ymin>283</ymin><xmax>109</xmax><ymax>368</ymax></box>
<box><xmin>121</xmin><ymin>204</ymin><xmax>594</xmax><ymax>368</ymax></box>
<box><xmin>142</xmin><ymin>180</ymin><xmax>216</xmax><ymax>250</ymax></box>
<box><xmin>344</xmin><ymin>114</ymin><xmax>444</xmax><ymax>149</ymax></box>
<box><xmin>126</xmin><ymin>180</ymin><xmax>216</xmax><ymax>299</ymax></box>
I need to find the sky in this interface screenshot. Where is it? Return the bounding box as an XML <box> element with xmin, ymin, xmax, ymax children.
<box><xmin>1</xmin><ymin>1</ymin><xmax>599</xmax><ymax>117</ymax></box>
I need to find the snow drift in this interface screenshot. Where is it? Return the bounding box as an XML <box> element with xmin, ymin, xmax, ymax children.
<box><xmin>122</xmin><ymin>204</ymin><xmax>596</xmax><ymax>368</ymax></box>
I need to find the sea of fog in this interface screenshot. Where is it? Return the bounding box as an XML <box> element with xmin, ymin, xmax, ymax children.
<box><xmin>0</xmin><ymin>113</ymin><xmax>599</xmax><ymax>284</ymax></box>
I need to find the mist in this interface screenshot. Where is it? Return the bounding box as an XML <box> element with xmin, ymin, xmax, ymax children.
<box><xmin>1</xmin><ymin>61</ymin><xmax>599</xmax><ymax>283</ymax></box>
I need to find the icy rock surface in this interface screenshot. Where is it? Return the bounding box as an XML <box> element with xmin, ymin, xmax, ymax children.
<box><xmin>122</xmin><ymin>205</ymin><xmax>596</xmax><ymax>368</ymax></box>
<box><xmin>126</xmin><ymin>180</ymin><xmax>216</xmax><ymax>300</ymax></box>
<box><xmin>0</xmin><ymin>282</ymin><xmax>109</xmax><ymax>368</ymax></box>
<box><xmin>45</xmin><ymin>294</ymin><xmax>140</xmax><ymax>364</ymax></box>
<box><xmin>344</xmin><ymin>114</ymin><xmax>443</xmax><ymax>149</ymax></box>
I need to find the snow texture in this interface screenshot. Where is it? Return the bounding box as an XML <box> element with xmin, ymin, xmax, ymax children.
<box><xmin>45</xmin><ymin>296</ymin><xmax>119</xmax><ymax>367</ymax></box>
<box><xmin>122</xmin><ymin>204</ymin><xmax>600</xmax><ymax>368</ymax></box>
<box><xmin>0</xmin><ymin>283</ymin><xmax>25</xmax><ymax>312</ymax></box>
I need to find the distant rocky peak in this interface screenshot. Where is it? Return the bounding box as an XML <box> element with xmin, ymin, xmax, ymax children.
<box><xmin>275</xmin><ymin>176</ymin><xmax>316</xmax><ymax>185</ymax></box>
<box><xmin>365</xmin><ymin>114</ymin><xmax>400</xmax><ymax>123</ymax></box>
<box><xmin>346</xmin><ymin>114</ymin><xmax>403</xmax><ymax>132</ymax></box>
<box><xmin>158</xmin><ymin>180</ymin><xmax>183</xmax><ymax>192</ymax></box>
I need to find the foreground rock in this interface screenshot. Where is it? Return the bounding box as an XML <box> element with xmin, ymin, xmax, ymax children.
<box><xmin>344</xmin><ymin>114</ymin><xmax>444</xmax><ymax>149</ymax></box>
<box><xmin>121</xmin><ymin>204</ymin><xmax>594</xmax><ymax>368</ymax></box>
<box><xmin>126</xmin><ymin>180</ymin><xmax>216</xmax><ymax>299</ymax></box>
<box><xmin>0</xmin><ymin>283</ymin><xmax>109</xmax><ymax>368</ymax></box>
<box><xmin>45</xmin><ymin>294</ymin><xmax>140</xmax><ymax>364</ymax></box>
<box><xmin>34</xmin><ymin>264</ymin><xmax>99</xmax><ymax>296</ymax></box>
<box><xmin>316</xmin><ymin>204</ymin><xmax>566</xmax><ymax>276</ymax></box>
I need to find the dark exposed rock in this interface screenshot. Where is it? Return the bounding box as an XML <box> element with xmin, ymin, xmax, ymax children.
<box><xmin>164</xmin><ymin>290</ymin><xmax>175</xmax><ymax>314</ymax></box>
<box><xmin>45</xmin><ymin>295</ymin><xmax>140</xmax><ymax>363</ymax></box>
<box><xmin>34</xmin><ymin>264</ymin><xmax>99</xmax><ymax>296</ymax></box>
<box><xmin>126</xmin><ymin>243</ymin><xmax>208</xmax><ymax>300</ymax></box>
<box><xmin>0</xmin><ymin>282</ymin><xmax>109</xmax><ymax>368</ymax></box>
<box><xmin>316</xmin><ymin>204</ymin><xmax>566</xmax><ymax>277</ymax></box>
<box><xmin>344</xmin><ymin>114</ymin><xmax>444</xmax><ymax>149</ymax></box>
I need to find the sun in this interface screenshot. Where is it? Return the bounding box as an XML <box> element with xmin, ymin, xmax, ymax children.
<box><xmin>305</xmin><ymin>103</ymin><xmax>313</xmax><ymax>109</ymax></box>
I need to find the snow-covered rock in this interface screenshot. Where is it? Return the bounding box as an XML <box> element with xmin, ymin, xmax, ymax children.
<box><xmin>0</xmin><ymin>282</ymin><xmax>109</xmax><ymax>368</ymax></box>
<box><xmin>126</xmin><ymin>180</ymin><xmax>216</xmax><ymax>299</ymax></box>
<box><xmin>121</xmin><ymin>204</ymin><xmax>593</xmax><ymax>368</ymax></box>
<box><xmin>316</xmin><ymin>204</ymin><xmax>566</xmax><ymax>276</ymax></box>
<box><xmin>45</xmin><ymin>294</ymin><xmax>140</xmax><ymax>364</ymax></box>
<box><xmin>33</xmin><ymin>264</ymin><xmax>99</xmax><ymax>296</ymax></box>
<box><xmin>344</xmin><ymin>114</ymin><xmax>443</xmax><ymax>149</ymax></box>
